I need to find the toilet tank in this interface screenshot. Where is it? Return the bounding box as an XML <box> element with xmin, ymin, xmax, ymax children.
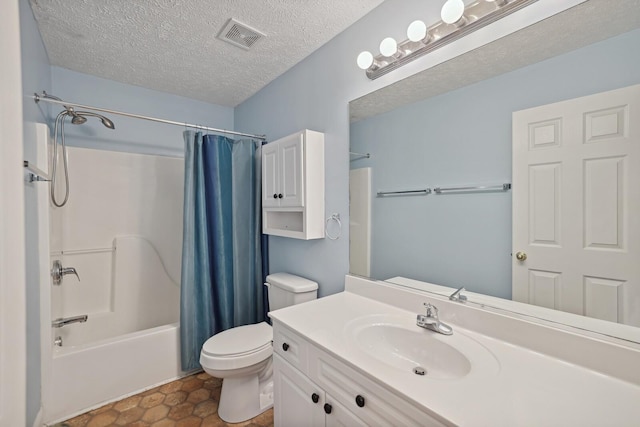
<box><xmin>265</xmin><ymin>273</ymin><xmax>318</xmax><ymax>311</ymax></box>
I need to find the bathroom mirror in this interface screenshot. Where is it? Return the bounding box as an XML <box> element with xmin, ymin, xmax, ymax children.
<box><xmin>349</xmin><ymin>0</ymin><xmax>640</xmax><ymax>341</ymax></box>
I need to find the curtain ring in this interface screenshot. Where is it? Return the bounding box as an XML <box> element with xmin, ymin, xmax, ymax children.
<box><xmin>325</xmin><ymin>213</ymin><xmax>342</xmax><ymax>240</ymax></box>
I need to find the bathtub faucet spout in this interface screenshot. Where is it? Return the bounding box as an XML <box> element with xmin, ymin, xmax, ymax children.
<box><xmin>52</xmin><ymin>315</ymin><xmax>88</xmax><ymax>328</ymax></box>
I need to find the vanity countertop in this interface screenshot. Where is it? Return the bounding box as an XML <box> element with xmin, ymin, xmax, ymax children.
<box><xmin>269</xmin><ymin>288</ymin><xmax>640</xmax><ymax>427</ymax></box>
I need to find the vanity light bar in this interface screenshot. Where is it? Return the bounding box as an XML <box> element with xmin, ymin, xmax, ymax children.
<box><xmin>360</xmin><ymin>0</ymin><xmax>539</xmax><ymax>80</ymax></box>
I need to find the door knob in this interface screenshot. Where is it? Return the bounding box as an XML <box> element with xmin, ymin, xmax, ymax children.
<box><xmin>515</xmin><ymin>251</ymin><xmax>527</xmax><ymax>261</ymax></box>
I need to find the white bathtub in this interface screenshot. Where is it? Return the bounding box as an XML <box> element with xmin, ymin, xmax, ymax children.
<box><xmin>48</xmin><ymin>323</ymin><xmax>183</xmax><ymax>423</ymax></box>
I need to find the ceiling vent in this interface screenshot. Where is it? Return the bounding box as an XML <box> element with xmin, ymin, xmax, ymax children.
<box><xmin>217</xmin><ymin>18</ymin><xmax>265</xmax><ymax>50</ymax></box>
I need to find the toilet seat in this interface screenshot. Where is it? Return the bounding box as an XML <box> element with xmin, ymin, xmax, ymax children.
<box><xmin>200</xmin><ymin>322</ymin><xmax>273</xmax><ymax>371</ymax></box>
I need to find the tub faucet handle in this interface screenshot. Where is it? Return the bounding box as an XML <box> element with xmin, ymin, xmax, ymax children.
<box><xmin>52</xmin><ymin>260</ymin><xmax>80</xmax><ymax>285</ymax></box>
<box><xmin>61</xmin><ymin>266</ymin><xmax>80</xmax><ymax>281</ymax></box>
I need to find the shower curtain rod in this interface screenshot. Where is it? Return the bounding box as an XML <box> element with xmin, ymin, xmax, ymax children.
<box><xmin>33</xmin><ymin>91</ymin><xmax>267</xmax><ymax>141</ymax></box>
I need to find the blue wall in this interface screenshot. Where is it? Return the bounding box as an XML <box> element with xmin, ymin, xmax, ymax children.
<box><xmin>20</xmin><ymin>0</ymin><xmax>52</xmax><ymax>424</ymax></box>
<box><xmin>350</xmin><ymin>29</ymin><xmax>640</xmax><ymax>299</ymax></box>
<box><xmin>234</xmin><ymin>0</ymin><xmax>436</xmax><ymax>297</ymax></box>
<box><xmin>51</xmin><ymin>67</ymin><xmax>234</xmax><ymax>157</ymax></box>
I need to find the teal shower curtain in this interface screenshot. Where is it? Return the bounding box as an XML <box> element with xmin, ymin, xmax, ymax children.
<box><xmin>180</xmin><ymin>131</ymin><xmax>267</xmax><ymax>372</ymax></box>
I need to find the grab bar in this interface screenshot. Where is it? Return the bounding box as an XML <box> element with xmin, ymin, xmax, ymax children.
<box><xmin>377</xmin><ymin>188</ymin><xmax>432</xmax><ymax>197</ymax></box>
<box><xmin>58</xmin><ymin>247</ymin><xmax>116</xmax><ymax>256</ymax></box>
<box><xmin>377</xmin><ymin>183</ymin><xmax>511</xmax><ymax>197</ymax></box>
<box><xmin>52</xmin><ymin>315</ymin><xmax>88</xmax><ymax>328</ymax></box>
<box><xmin>433</xmin><ymin>183</ymin><xmax>511</xmax><ymax>194</ymax></box>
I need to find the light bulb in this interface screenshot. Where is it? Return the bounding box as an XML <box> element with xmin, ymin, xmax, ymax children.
<box><xmin>379</xmin><ymin>37</ymin><xmax>398</xmax><ymax>57</ymax></box>
<box><xmin>407</xmin><ymin>20</ymin><xmax>427</xmax><ymax>42</ymax></box>
<box><xmin>356</xmin><ymin>51</ymin><xmax>374</xmax><ymax>70</ymax></box>
<box><xmin>441</xmin><ymin>0</ymin><xmax>465</xmax><ymax>25</ymax></box>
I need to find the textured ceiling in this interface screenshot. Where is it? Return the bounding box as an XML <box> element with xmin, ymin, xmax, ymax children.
<box><xmin>30</xmin><ymin>0</ymin><xmax>384</xmax><ymax>107</ymax></box>
<box><xmin>350</xmin><ymin>0</ymin><xmax>640</xmax><ymax>122</ymax></box>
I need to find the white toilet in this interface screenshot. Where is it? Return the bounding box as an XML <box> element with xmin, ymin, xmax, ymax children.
<box><xmin>199</xmin><ymin>272</ymin><xmax>318</xmax><ymax>423</ymax></box>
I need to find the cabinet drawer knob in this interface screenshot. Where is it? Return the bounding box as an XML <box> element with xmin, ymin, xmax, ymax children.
<box><xmin>355</xmin><ymin>395</ymin><xmax>365</xmax><ymax>407</ymax></box>
<box><xmin>282</xmin><ymin>342</ymin><xmax>289</xmax><ymax>351</ymax></box>
<box><xmin>324</xmin><ymin>403</ymin><xmax>332</xmax><ymax>414</ymax></box>
<box><xmin>273</xmin><ymin>193</ymin><xmax>278</xmax><ymax>199</ymax></box>
<box><xmin>311</xmin><ymin>393</ymin><xmax>319</xmax><ymax>404</ymax></box>
<box><xmin>278</xmin><ymin>193</ymin><xmax>283</xmax><ymax>199</ymax></box>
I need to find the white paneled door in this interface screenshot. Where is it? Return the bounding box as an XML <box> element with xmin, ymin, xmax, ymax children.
<box><xmin>512</xmin><ymin>84</ymin><xmax>640</xmax><ymax>327</ymax></box>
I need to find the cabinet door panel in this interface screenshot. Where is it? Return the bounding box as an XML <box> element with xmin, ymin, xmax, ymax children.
<box><xmin>262</xmin><ymin>142</ymin><xmax>279</xmax><ymax>207</ymax></box>
<box><xmin>279</xmin><ymin>133</ymin><xmax>304</xmax><ymax>207</ymax></box>
<box><xmin>274</xmin><ymin>354</ymin><xmax>324</xmax><ymax>427</ymax></box>
<box><xmin>325</xmin><ymin>395</ymin><xmax>368</xmax><ymax>427</ymax></box>
<box><xmin>273</xmin><ymin>323</ymin><xmax>309</xmax><ymax>373</ymax></box>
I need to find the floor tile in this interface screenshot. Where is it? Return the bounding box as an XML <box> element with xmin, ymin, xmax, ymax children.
<box><xmin>55</xmin><ymin>372</ymin><xmax>273</xmax><ymax>427</ymax></box>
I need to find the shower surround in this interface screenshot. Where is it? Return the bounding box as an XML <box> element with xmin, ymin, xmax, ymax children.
<box><xmin>45</xmin><ymin>145</ymin><xmax>185</xmax><ymax>423</ymax></box>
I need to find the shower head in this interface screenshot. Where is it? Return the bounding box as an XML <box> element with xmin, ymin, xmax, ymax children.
<box><xmin>101</xmin><ymin>116</ymin><xmax>115</xmax><ymax>130</ymax></box>
<box><xmin>72</xmin><ymin>111</ymin><xmax>115</xmax><ymax>130</ymax></box>
<box><xmin>70</xmin><ymin>114</ymin><xmax>87</xmax><ymax>125</ymax></box>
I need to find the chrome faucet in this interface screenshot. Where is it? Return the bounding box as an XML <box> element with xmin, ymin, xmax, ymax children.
<box><xmin>449</xmin><ymin>286</ymin><xmax>467</xmax><ymax>302</ymax></box>
<box><xmin>52</xmin><ymin>315</ymin><xmax>88</xmax><ymax>328</ymax></box>
<box><xmin>416</xmin><ymin>303</ymin><xmax>453</xmax><ymax>335</ymax></box>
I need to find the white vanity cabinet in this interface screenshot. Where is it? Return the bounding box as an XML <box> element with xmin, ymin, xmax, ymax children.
<box><xmin>272</xmin><ymin>322</ymin><xmax>447</xmax><ymax>427</ymax></box>
<box><xmin>274</xmin><ymin>354</ymin><xmax>366</xmax><ymax>427</ymax></box>
<box><xmin>262</xmin><ymin>129</ymin><xmax>324</xmax><ymax>239</ymax></box>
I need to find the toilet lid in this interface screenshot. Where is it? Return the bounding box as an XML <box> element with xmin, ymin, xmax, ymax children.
<box><xmin>202</xmin><ymin>322</ymin><xmax>272</xmax><ymax>357</ymax></box>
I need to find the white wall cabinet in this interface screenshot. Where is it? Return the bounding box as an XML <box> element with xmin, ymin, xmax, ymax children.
<box><xmin>272</xmin><ymin>322</ymin><xmax>446</xmax><ymax>427</ymax></box>
<box><xmin>262</xmin><ymin>129</ymin><xmax>324</xmax><ymax>239</ymax></box>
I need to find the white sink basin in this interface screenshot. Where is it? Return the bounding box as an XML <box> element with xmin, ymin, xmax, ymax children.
<box><xmin>346</xmin><ymin>314</ymin><xmax>500</xmax><ymax>380</ymax></box>
<box><xmin>355</xmin><ymin>323</ymin><xmax>471</xmax><ymax>379</ymax></box>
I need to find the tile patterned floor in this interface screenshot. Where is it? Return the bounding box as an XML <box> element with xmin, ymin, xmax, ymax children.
<box><xmin>53</xmin><ymin>372</ymin><xmax>274</xmax><ymax>427</ymax></box>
